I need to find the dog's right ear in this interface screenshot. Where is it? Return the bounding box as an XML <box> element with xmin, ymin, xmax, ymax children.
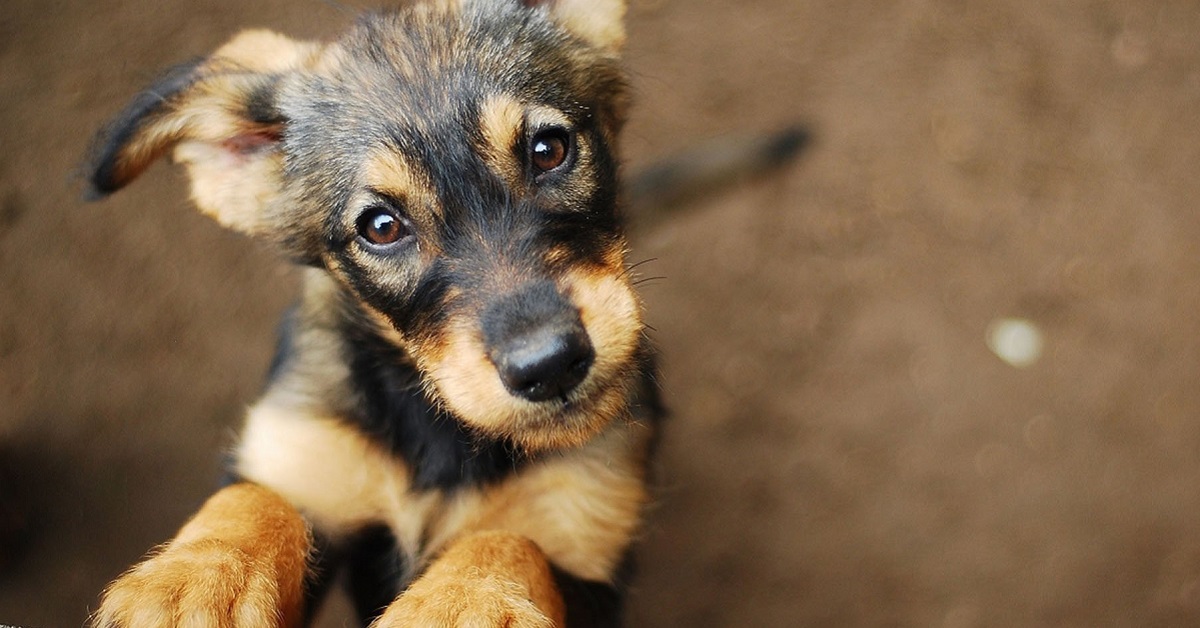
<box><xmin>84</xmin><ymin>30</ymin><xmax>319</xmax><ymax>236</ymax></box>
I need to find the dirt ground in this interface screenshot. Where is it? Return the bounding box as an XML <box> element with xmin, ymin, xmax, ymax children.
<box><xmin>4</xmin><ymin>0</ymin><xmax>1200</xmax><ymax>626</ymax></box>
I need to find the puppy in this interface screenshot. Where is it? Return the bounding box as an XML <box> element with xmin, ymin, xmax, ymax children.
<box><xmin>85</xmin><ymin>0</ymin><xmax>660</xmax><ymax>626</ymax></box>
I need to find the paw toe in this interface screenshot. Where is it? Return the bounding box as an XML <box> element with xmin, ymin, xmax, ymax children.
<box><xmin>93</xmin><ymin>542</ymin><xmax>284</xmax><ymax>628</ymax></box>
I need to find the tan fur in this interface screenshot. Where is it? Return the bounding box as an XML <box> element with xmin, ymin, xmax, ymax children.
<box><xmin>92</xmin><ymin>484</ymin><xmax>310</xmax><ymax>628</ymax></box>
<box><xmin>524</xmin><ymin>104</ymin><xmax>572</xmax><ymax>135</ymax></box>
<box><xmin>478</xmin><ymin>93</ymin><xmax>525</xmax><ymax>186</ymax></box>
<box><xmin>373</xmin><ymin>531</ymin><xmax>564</xmax><ymax>628</ymax></box>
<box><xmin>563</xmin><ymin>265</ymin><xmax>642</xmax><ymax>384</ymax></box>
<box><xmin>175</xmin><ymin>138</ymin><xmax>284</xmax><ymax>234</ymax></box>
<box><xmin>213</xmin><ymin>29</ymin><xmax>322</xmax><ymax>73</ymax></box>
<box><xmin>111</xmin><ymin>31</ymin><xmax>322</xmax><ymax>233</ymax></box>
<box><xmin>447</xmin><ymin>420</ymin><xmax>653</xmax><ymax>582</ymax></box>
<box><xmin>543</xmin><ymin>244</ymin><xmax>574</xmax><ymax>267</ymax></box>
<box><xmin>237</xmin><ymin>403</ymin><xmax>428</xmax><ymax>541</ymax></box>
<box><xmin>526</xmin><ymin>0</ymin><xmax>627</xmax><ymax>52</ymax></box>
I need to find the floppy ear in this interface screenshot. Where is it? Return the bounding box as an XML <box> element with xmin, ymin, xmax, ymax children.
<box><xmin>84</xmin><ymin>30</ymin><xmax>319</xmax><ymax>236</ymax></box>
<box><xmin>524</xmin><ymin>0</ymin><xmax>626</xmax><ymax>52</ymax></box>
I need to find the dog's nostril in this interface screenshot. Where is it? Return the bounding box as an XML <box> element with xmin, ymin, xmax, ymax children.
<box><xmin>494</xmin><ymin>326</ymin><xmax>594</xmax><ymax>403</ymax></box>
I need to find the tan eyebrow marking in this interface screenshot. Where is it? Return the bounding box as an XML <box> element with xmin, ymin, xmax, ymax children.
<box><xmin>362</xmin><ymin>147</ymin><xmax>440</xmax><ymax>221</ymax></box>
<box><xmin>363</xmin><ymin>148</ymin><xmax>422</xmax><ymax>202</ymax></box>
<box><xmin>478</xmin><ymin>93</ymin><xmax>525</xmax><ymax>186</ymax></box>
<box><xmin>524</xmin><ymin>104</ymin><xmax>572</xmax><ymax>132</ymax></box>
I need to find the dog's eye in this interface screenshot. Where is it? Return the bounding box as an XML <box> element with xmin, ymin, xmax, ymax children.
<box><xmin>356</xmin><ymin>206</ymin><xmax>411</xmax><ymax>248</ymax></box>
<box><xmin>530</xmin><ymin>128</ymin><xmax>572</xmax><ymax>175</ymax></box>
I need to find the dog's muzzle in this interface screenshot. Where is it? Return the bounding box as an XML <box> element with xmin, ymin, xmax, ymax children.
<box><xmin>482</xmin><ymin>281</ymin><xmax>595</xmax><ymax>403</ymax></box>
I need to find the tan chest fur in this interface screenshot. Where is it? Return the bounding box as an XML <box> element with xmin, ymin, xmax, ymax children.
<box><xmin>234</xmin><ymin>399</ymin><xmax>651</xmax><ymax>582</ymax></box>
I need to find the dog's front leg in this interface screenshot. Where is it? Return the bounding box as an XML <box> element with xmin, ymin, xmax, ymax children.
<box><xmin>93</xmin><ymin>482</ymin><xmax>311</xmax><ymax>628</ymax></box>
<box><xmin>373</xmin><ymin>531</ymin><xmax>565</xmax><ymax>628</ymax></box>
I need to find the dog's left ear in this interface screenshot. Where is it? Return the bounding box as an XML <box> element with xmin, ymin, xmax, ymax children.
<box><xmin>84</xmin><ymin>30</ymin><xmax>319</xmax><ymax>237</ymax></box>
<box><xmin>523</xmin><ymin>0</ymin><xmax>626</xmax><ymax>52</ymax></box>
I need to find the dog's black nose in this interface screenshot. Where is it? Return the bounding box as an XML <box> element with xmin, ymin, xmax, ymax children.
<box><xmin>493</xmin><ymin>324</ymin><xmax>594</xmax><ymax>402</ymax></box>
<box><xmin>483</xmin><ymin>282</ymin><xmax>595</xmax><ymax>402</ymax></box>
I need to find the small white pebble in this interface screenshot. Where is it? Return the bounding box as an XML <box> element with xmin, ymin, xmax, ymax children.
<box><xmin>986</xmin><ymin>318</ymin><xmax>1043</xmax><ymax>368</ymax></box>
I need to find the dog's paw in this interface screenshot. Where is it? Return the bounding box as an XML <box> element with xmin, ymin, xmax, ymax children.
<box><xmin>372</xmin><ymin>572</ymin><xmax>555</xmax><ymax>628</ymax></box>
<box><xmin>92</xmin><ymin>539</ymin><xmax>286</xmax><ymax>628</ymax></box>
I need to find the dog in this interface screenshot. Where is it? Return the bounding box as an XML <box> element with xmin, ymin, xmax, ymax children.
<box><xmin>83</xmin><ymin>1</ymin><xmax>805</xmax><ymax>625</ymax></box>
<box><xmin>86</xmin><ymin>1</ymin><xmax>657</xmax><ymax>626</ymax></box>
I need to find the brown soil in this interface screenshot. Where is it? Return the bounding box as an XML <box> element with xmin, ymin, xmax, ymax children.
<box><xmin>3</xmin><ymin>0</ymin><xmax>1200</xmax><ymax>626</ymax></box>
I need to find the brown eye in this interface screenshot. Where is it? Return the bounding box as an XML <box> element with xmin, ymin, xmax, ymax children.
<box><xmin>530</xmin><ymin>128</ymin><xmax>571</xmax><ymax>174</ymax></box>
<box><xmin>356</xmin><ymin>206</ymin><xmax>410</xmax><ymax>248</ymax></box>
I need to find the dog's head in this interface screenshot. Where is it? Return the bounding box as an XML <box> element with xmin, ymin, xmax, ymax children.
<box><xmin>85</xmin><ymin>0</ymin><xmax>644</xmax><ymax>452</ymax></box>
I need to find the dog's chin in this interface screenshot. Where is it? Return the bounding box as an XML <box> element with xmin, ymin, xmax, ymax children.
<box><xmin>503</xmin><ymin>379</ymin><xmax>633</xmax><ymax>451</ymax></box>
<box><xmin>433</xmin><ymin>366</ymin><xmax>635</xmax><ymax>453</ymax></box>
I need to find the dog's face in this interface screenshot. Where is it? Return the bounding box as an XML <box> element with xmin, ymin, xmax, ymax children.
<box><xmin>86</xmin><ymin>0</ymin><xmax>643</xmax><ymax>451</ymax></box>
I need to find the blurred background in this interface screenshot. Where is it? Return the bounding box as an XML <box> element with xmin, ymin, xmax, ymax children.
<box><xmin>3</xmin><ymin>0</ymin><xmax>1200</xmax><ymax>625</ymax></box>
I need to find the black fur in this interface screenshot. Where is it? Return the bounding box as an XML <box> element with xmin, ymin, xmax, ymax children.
<box><xmin>261</xmin><ymin>300</ymin><xmax>529</xmax><ymax>493</ymax></box>
<box><xmin>339</xmin><ymin>309</ymin><xmax>529</xmax><ymax>491</ymax></box>
<box><xmin>344</xmin><ymin>525</ymin><xmax>409</xmax><ymax>625</ymax></box>
<box><xmin>242</xmin><ymin>79</ymin><xmax>287</xmax><ymax>127</ymax></box>
<box><xmin>301</xmin><ymin>529</ymin><xmax>342</xmax><ymax>623</ymax></box>
<box><xmin>552</xmin><ymin>565</ymin><xmax>626</xmax><ymax>628</ymax></box>
<box><xmin>338</xmin><ymin>528</ymin><xmax>634</xmax><ymax>628</ymax></box>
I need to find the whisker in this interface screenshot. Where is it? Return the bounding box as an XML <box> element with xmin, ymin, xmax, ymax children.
<box><xmin>624</xmin><ymin>257</ymin><xmax>658</xmax><ymax>273</ymax></box>
<box><xmin>631</xmin><ymin>275</ymin><xmax>668</xmax><ymax>287</ymax></box>
<box><xmin>621</xmin><ymin>257</ymin><xmax>659</xmax><ymax>280</ymax></box>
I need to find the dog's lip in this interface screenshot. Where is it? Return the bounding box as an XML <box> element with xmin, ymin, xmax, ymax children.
<box><xmin>515</xmin><ymin>402</ymin><xmax>613</xmax><ymax>451</ymax></box>
<box><xmin>531</xmin><ymin>372</ymin><xmax>599</xmax><ymax>412</ymax></box>
<box><xmin>530</xmin><ymin>393</ymin><xmax>586</xmax><ymax>423</ymax></box>
<box><xmin>511</xmin><ymin>378</ymin><xmax>596</xmax><ymax>425</ymax></box>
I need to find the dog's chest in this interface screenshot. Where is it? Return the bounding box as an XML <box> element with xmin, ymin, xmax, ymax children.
<box><xmin>234</xmin><ymin>399</ymin><xmax>650</xmax><ymax>582</ymax></box>
<box><xmin>235</xmin><ymin>401</ymin><xmax>443</xmax><ymax>552</ymax></box>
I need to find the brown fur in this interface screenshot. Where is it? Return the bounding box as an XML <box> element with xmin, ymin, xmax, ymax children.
<box><xmin>372</xmin><ymin>531</ymin><xmax>566</xmax><ymax>628</ymax></box>
<box><xmin>92</xmin><ymin>484</ymin><xmax>311</xmax><ymax>628</ymax></box>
